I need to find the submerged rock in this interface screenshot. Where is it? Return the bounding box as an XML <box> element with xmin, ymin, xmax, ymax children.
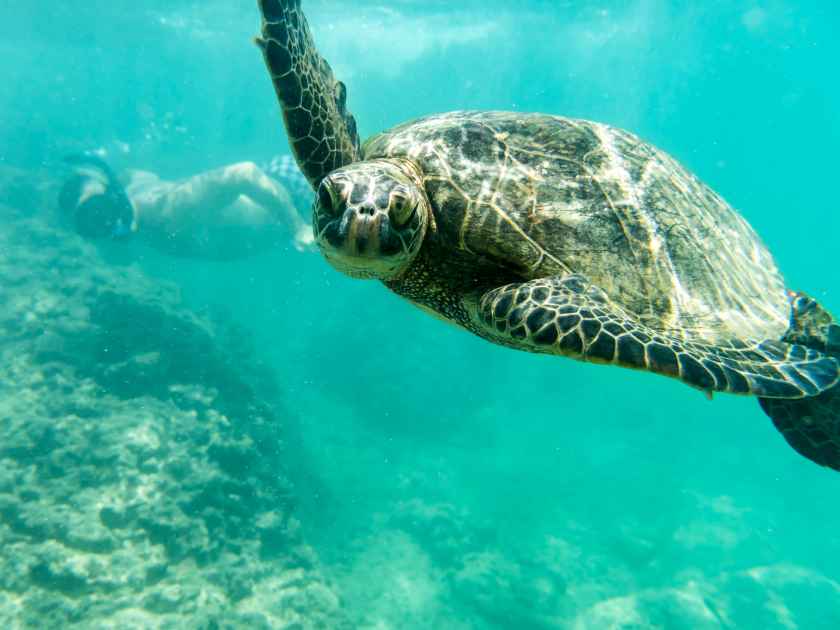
<box><xmin>572</xmin><ymin>565</ymin><xmax>840</xmax><ymax>630</ymax></box>
<box><xmin>0</xmin><ymin>205</ymin><xmax>345</xmax><ymax>628</ymax></box>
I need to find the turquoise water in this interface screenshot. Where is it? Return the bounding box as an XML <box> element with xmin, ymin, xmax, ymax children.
<box><xmin>4</xmin><ymin>1</ymin><xmax>840</xmax><ymax>627</ymax></box>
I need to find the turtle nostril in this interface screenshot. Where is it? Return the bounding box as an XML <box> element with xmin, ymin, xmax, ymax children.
<box><xmin>358</xmin><ymin>204</ymin><xmax>376</xmax><ymax>216</ymax></box>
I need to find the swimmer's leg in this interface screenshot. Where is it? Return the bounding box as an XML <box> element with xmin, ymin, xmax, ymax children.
<box><xmin>173</xmin><ymin>162</ymin><xmax>313</xmax><ymax>250</ymax></box>
<box><xmin>223</xmin><ymin>162</ymin><xmax>314</xmax><ymax>250</ymax></box>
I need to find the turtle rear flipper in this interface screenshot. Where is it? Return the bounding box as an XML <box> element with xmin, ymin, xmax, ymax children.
<box><xmin>475</xmin><ymin>275</ymin><xmax>840</xmax><ymax>399</ymax></box>
<box><xmin>256</xmin><ymin>0</ymin><xmax>361</xmax><ymax>188</ymax></box>
<box><xmin>759</xmin><ymin>292</ymin><xmax>840</xmax><ymax>471</ymax></box>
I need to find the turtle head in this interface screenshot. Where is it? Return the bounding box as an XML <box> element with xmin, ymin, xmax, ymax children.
<box><xmin>313</xmin><ymin>159</ymin><xmax>430</xmax><ymax>280</ymax></box>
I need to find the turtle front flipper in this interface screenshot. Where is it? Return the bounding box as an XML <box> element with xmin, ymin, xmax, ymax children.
<box><xmin>758</xmin><ymin>292</ymin><xmax>840</xmax><ymax>471</ymax></box>
<box><xmin>475</xmin><ymin>275</ymin><xmax>840</xmax><ymax>398</ymax></box>
<box><xmin>256</xmin><ymin>0</ymin><xmax>361</xmax><ymax>188</ymax></box>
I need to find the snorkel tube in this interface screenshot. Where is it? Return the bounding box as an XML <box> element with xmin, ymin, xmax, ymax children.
<box><xmin>62</xmin><ymin>153</ymin><xmax>134</xmax><ymax>240</ymax></box>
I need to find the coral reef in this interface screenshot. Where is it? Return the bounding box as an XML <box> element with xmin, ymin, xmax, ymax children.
<box><xmin>368</xmin><ymin>492</ymin><xmax>840</xmax><ymax>629</ymax></box>
<box><xmin>301</xmin><ymin>422</ymin><xmax>840</xmax><ymax>629</ymax></box>
<box><xmin>0</xmin><ymin>194</ymin><xmax>344</xmax><ymax>628</ymax></box>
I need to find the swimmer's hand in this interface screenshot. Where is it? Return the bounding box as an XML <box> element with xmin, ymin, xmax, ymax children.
<box><xmin>294</xmin><ymin>225</ymin><xmax>316</xmax><ymax>252</ymax></box>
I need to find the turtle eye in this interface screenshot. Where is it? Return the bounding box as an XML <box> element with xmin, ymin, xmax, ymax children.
<box><xmin>317</xmin><ymin>181</ymin><xmax>335</xmax><ymax>214</ymax></box>
<box><xmin>389</xmin><ymin>192</ymin><xmax>416</xmax><ymax>227</ymax></box>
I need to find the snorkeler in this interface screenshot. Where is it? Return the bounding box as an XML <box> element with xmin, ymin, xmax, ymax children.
<box><xmin>59</xmin><ymin>153</ymin><xmax>314</xmax><ymax>260</ymax></box>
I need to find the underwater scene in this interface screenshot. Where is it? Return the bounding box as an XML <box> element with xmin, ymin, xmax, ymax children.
<box><xmin>2</xmin><ymin>0</ymin><xmax>840</xmax><ymax>627</ymax></box>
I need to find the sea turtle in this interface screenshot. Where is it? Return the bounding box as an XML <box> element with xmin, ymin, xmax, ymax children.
<box><xmin>256</xmin><ymin>0</ymin><xmax>840</xmax><ymax>471</ymax></box>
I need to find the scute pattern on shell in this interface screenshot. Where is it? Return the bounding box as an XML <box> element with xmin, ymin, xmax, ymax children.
<box><xmin>364</xmin><ymin>111</ymin><xmax>790</xmax><ymax>344</ymax></box>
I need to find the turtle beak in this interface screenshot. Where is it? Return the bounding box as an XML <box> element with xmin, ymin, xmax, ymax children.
<box><xmin>315</xmin><ymin>207</ymin><xmax>404</xmax><ymax>279</ymax></box>
<box><xmin>339</xmin><ymin>205</ymin><xmax>385</xmax><ymax>257</ymax></box>
<box><xmin>318</xmin><ymin>198</ymin><xmax>403</xmax><ymax>258</ymax></box>
<box><xmin>318</xmin><ymin>206</ymin><xmax>405</xmax><ymax>278</ymax></box>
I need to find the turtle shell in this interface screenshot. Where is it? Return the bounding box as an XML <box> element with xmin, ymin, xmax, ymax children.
<box><xmin>363</xmin><ymin>111</ymin><xmax>789</xmax><ymax>344</ymax></box>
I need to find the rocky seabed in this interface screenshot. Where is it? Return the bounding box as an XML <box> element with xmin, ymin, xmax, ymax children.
<box><xmin>0</xmin><ymin>193</ymin><xmax>346</xmax><ymax>628</ymax></box>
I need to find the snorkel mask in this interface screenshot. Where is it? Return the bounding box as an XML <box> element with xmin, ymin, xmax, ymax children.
<box><xmin>60</xmin><ymin>154</ymin><xmax>134</xmax><ymax>240</ymax></box>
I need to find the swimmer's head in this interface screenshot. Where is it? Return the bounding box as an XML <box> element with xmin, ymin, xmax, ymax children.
<box><xmin>59</xmin><ymin>160</ymin><xmax>134</xmax><ymax>240</ymax></box>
